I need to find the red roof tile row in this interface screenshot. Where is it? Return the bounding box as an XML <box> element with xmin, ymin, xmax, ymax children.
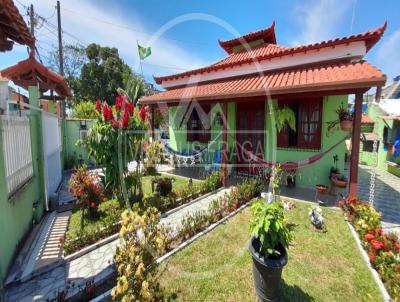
<box><xmin>1</xmin><ymin>54</ymin><xmax>72</xmax><ymax>97</ymax></box>
<box><xmin>361</xmin><ymin>114</ymin><xmax>374</xmax><ymax>124</ymax></box>
<box><xmin>218</xmin><ymin>21</ymin><xmax>277</xmax><ymax>54</ymax></box>
<box><xmin>154</xmin><ymin>22</ymin><xmax>387</xmax><ymax>85</ymax></box>
<box><xmin>141</xmin><ymin>61</ymin><xmax>386</xmax><ymax>104</ymax></box>
<box><xmin>0</xmin><ymin>0</ymin><xmax>35</xmax><ymax>51</ymax></box>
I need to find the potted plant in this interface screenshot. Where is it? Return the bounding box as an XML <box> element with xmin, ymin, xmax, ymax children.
<box><xmin>329</xmin><ymin>155</ymin><xmax>340</xmax><ymax>180</ymax></box>
<box><xmin>327</xmin><ymin>103</ymin><xmax>353</xmax><ymax>133</ymax></box>
<box><xmin>249</xmin><ymin>200</ymin><xmax>292</xmax><ymax>301</ymax></box>
<box><xmin>316</xmin><ymin>184</ymin><xmax>328</xmax><ymax>194</ymax></box>
<box><xmin>331</xmin><ymin>174</ymin><xmax>348</xmax><ymax>188</ymax></box>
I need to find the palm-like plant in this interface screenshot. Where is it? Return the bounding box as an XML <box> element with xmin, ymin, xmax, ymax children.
<box><xmin>120</xmin><ymin>76</ymin><xmax>148</xmax><ymax>105</ymax></box>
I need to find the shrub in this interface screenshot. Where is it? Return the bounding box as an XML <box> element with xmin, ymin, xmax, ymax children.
<box><xmin>250</xmin><ymin>199</ymin><xmax>292</xmax><ymax>257</ymax></box>
<box><xmin>152</xmin><ymin>177</ymin><xmax>173</xmax><ymax>197</ymax></box>
<box><xmin>112</xmin><ymin>208</ymin><xmax>166</xmax><ymax>301</ymax></box>
<box><xmin>201</xmin><ymin>171</ymin><xmax>222</xmax><ymax>193</ymax></box>
<box><xmin>143</xmin><ymin>141</ymin><xmax>162</xmax><ymax>176</ymax></box>
<box><xmin>72</xmin><ymin>101</ymin><xmax>98</xmax><ymax>119</ymax></box>
<box><xmin>69</xmin><ymin>166</ymin><xmax>105</xmax><ymax>229</ymax></box>
<box><xmin>236</xmin><ymin>177</ymin><xmax>263</xmax><ymax>203</ymax></box>
<box><xmin>340</xmin><ymin>197</ymin><xmax>400</xmax><ymax>298</ymax></box>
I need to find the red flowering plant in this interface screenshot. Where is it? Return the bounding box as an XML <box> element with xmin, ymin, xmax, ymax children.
<box><xmin>87</xmin><ymin>92</ymin><xmax>149</xmax><ymax>208</ymax></box>
<box><xmin>69</xmin><ymin>166</ymin><xmax>105</xmax><ymax>229</ymax></box>
<box><xmin>339</xmin><ymin>197</ymin><xmax>400</xmax><ymax>297</ymax></box>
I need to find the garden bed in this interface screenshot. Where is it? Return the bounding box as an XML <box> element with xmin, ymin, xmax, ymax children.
<box><xmin>159</xmin><ymin>202</ymin><xmax>383</xmax><ymax>301</ymax></box>
<box><xmin>63</xmin><ymin>175</ymin><xmax>206</xmax><ymax>255</ymax></box>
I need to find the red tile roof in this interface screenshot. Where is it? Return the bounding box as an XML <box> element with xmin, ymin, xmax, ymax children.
<box><xmin>1</xmin><ymin>54</ymin><xmax>72</xmax><ymax>97</ymax></box>
<box><xmin>361</xmin><ymin>114</ymin><xmax>374</xmax><ymax>124</ymax></box>
<box><xmin>218</xmin><ymin>21</ymin><xmax>277</xmax><ymax>54</ymax></box>
<box><xmin>141</xmin><ymin>61</ymin><xmax>386</xmax><ymax>104</ymax></box>
<box><xmin>154</xmin><ymin>22</ymin><xmax>387</xmax><ymax>85</ymax></box>
<box><xmin>0</xmin><ymin>0</ymin><xmax>35</xmax><ymax>51</ymax></box>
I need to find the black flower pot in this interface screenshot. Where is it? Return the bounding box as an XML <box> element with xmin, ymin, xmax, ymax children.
<box><xmin>249</xmin><ymin>237</ymin><xmax>288</xmax><ymax>302</ymax></box>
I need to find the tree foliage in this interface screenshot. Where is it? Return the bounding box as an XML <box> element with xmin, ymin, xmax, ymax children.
<box><xmin>72</xmin><ymin>101</ymin><xmax>98</xmax><ymax>119</ymax></box>
<box><xmin>76</xmin><ymin>43</ymin><xmax>132</xmax><ymax>104</ymax></box>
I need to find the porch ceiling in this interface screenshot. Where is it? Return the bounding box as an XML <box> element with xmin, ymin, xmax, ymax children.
<box><xmin>140</xmin><ymin>61</ymin><xmax>386</xmax><ymax>105</ymax></box>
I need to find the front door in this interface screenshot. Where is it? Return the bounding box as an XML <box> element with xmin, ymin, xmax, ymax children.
<box><xmin>236</xmin><ymin>101</ymin><xmax>265</xmax><ymax>174</ymax></box>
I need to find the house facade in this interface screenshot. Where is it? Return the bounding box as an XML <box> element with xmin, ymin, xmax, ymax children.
<box><xmin>140</xmin><ymin>22</ymin><xmax>387</xmax><ymax>192</ymax></box>
<box><xmin>360</xmin><ymin>98</ymin><xmax>400</xmax><ymax>176</ymax></box>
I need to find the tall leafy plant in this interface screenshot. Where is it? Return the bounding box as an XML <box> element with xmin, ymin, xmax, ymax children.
<box><xmin>86</xmin><ymin>95</ymin><xmax>149</xmax><ymax>207</ymax></box>
<box><xmin>274</xmin><ymin>106</ymin><xmax>296</xmax><ymax>133</ymax></box>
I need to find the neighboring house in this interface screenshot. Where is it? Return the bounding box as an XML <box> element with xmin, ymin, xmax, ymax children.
<box><xmin>381</xmin><ymin>75</ymin><xmax>400</xmax><ymax>99</ymax></box>
<box><xmin>141</xmin><ymin>21</ymin><xmax>387</xmax><ymax>193</ymax></box>
<box><xmin>361</xmin><ymin>98</ymin><xmax>400</xmax><ymax>177</ymax></box>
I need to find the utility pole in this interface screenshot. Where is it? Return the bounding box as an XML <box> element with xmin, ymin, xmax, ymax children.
<box><xmin>56</xmin><ymin>1</ymin><xmax>64</xmax><ymax>76</ymax></box>
<box><xmin>56</xmin><ymin>1</ymin><xmax>66</xmax><ymax>118</ymax></box>
<box><xmin>29</xmin><ymin>4</ymin><xmax>34</xmax><ymax>54</ymax></box>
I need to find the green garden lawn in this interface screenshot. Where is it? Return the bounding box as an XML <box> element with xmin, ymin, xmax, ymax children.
<box><xmin>159</xmin><ymin>202</ymin><xmax>382</xmax><ymax>302</ymax></box>
<box><xmin>66</xmin><ymin>174</ymin><xmax>201</xmax><ymax>240</ymax></box>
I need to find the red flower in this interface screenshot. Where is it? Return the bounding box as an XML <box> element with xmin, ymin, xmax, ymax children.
<box><xmin>346</xmin><ymin>197</ymin><xmax>357</xmax><ymax>205</ymax></box>
<box><xmin>338</xmin><ymin>201</ymin><xmax>343</xmax><ymax>208</ymax></box>
<box><xmin>371</xmin><ymin>239</ymin><xmax>384</xmax><ymax>250</ymax></box>
<box><xmin>102</xmin><ymin>104</ymin><xmax>109</xmax><ymax>120</ymax></box>
<box><xmin>122</xmin><ymin>111</ymin><xmax>129</xmax><ymax>128</ymax></box>
<box><xmin>375</xmin><ymin>227</ymin><xmax>382</xmax><ymax>236</ymax></box>
<box><xmin>397</xmin><ymin>265</ymin><xmax>400</xmax><ymax>273</ymax></box>
<box><xmin>139</xmin><ymin>106</ymin><xmax>146</xmax><ymax>121</ymax></box>
<box><xmin>106</xmin><ymin>106</ymin><xmax>114</xmax><ymax>121</ymax></box>
<box><xmin>394</xmin><ymin>243</ymin><xmax>400</xmax><ymax>251</ymax></box>
<box><xmin>368</xmin><ymin>253</ymin><xmax>376</xmax><ymax>263</ymax></box>
<box><xmin>96</xmin><ymin>99</ymin><xmax>102</xmax><ymax>112</ymax></box>
<box><xmin>115</xmin><ymin>95</ymin><xmax>124</xmax><ymax>112</ymax></box>
<box><xmin>125</xmin><ymin>102</ymin><xmax>134</xmax><ymax>116</ymax></box>
<box><xmin>365</xmin><ymin>233</ymin><xmax>375</xmax><ymax>241</ymax></box>
<box><xmin>112</xmin><ymin>120</ymin><xmax>120</xmax><ymax>128</ymax></box>
<box><xmin>90</xmin><ymin>202</ymin><xmax>97</xmax><ymax>208</ymax></box>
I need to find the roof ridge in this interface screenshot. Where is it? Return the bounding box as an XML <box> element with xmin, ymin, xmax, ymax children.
<box><xmin>153</xmin><ymin>21</ymin><xmax>387</xmax><ymax>85</ymax></box>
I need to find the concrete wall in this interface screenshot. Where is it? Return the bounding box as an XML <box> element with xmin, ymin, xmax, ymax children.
<box><xmin>168</xmin><ymin>96</ymin><xmax>347</xmax><ymax>187</ymax></box>
<box><xmin>63</xmin><ymin>119</ymin><xmax>95</xmax><ymax>169</ymax></box>
<box><xmin>0</xmin><ymin>87</ymin><xmax>45</xmax><ymax>286</ymax></box>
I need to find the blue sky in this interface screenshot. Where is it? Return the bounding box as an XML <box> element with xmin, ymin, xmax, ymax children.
<box><xmin>2</xmin><ymin>0</ymin><xmax>400</xmax><ymax>88</ymax></box>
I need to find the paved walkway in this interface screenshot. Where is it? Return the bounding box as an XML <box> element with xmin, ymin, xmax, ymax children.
<box><xmin>4</xmin><ymin>188</ymin><xmax>231</xmax><ymax>302</ymax></box>
<box><xmin>357</xmin><ymin>165</ymin><xmax>400</xmax><ymax>235</ymax></box>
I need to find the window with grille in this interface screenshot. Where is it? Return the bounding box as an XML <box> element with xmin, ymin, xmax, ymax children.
<box><xmin>277</xmin><ymin>98</ymin><xmax>323</xmax><ymax>150</ymax></box>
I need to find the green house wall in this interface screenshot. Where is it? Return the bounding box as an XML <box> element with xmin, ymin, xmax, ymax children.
<box><xmin>360</xmin><ymin>103</ymin><xmax>400</xmax><ymax>170</ymax></box>
<box><xmin>0</xmin><ymin>87</ymin><xmax>45</xmax><ymax>286</ymax></box>
<box><xmin>168</xmin><ymin>96</ymin><xmax>347</xmax><ymax>187</ymax></box>
<box><xmin>63</xmin><ymin>119</ymin><xmax>95</xmax><ymax>169</ymax></box>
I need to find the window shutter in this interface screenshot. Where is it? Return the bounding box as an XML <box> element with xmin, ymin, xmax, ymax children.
<box><xmin>187</xmin><ymin>110</ymin><xmax>194</xmax><ymax>141</ymax></box>
<box><xmin>199</xmin><ymin>105</ymin><xmax>211</xmax><ymax>143</ymax></box>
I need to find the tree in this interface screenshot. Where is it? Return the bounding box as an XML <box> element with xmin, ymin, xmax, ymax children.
<box><xmin>77</xmin><ymin>43</ymin><xmax>132</xmax><ymax>104</ymax></box>
<box><xmin>72</xmin><ymin>101</ymin><xmax>98</xmax><ymax>119</ymax></box>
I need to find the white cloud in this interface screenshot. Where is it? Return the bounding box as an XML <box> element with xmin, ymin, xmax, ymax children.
<box><xmin>292</xmin><ymin>0</ymin><xmax>352</xmax><ymax>45</ymax></box>
<box><xmin>20</xmin><ymin>0</ymin><xmax>209</xmax><ymax>79</ymax></box>
<box><xmin>376</xmin><ymin>29</ymin><xmax>400</xmax><ymax>81</ymax></box>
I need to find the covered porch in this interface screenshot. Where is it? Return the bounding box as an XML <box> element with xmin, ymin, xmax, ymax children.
<box><xmin>142</xmin><ymin>62</ymin><xmax>386</xmax><ymax>196</ymax></box>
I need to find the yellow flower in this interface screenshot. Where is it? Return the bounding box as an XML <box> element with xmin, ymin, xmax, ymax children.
<box><xmin>116</xmin><ymin>275</ymin><xmax>128</xmax><ymax>294</ymax></box>
<box><xmin>135</xmin><ymin>262</ymin><xmax>145</xmax><ymax>279</ymax></box>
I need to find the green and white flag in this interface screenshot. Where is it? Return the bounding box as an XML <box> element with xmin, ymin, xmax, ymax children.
<box><xmin>138</xmin><ymin>44</ymin><xmax>151</xmax><ymax>60</ymax></box>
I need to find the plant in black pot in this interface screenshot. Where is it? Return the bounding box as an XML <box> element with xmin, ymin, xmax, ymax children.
<box><xmin>249</xmin><ymin>200</ymin><xmax>293</xmax><ymax>302</ymax></box>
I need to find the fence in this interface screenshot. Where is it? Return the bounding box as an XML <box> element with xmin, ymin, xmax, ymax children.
<box><xmin>0</xmin><ymin>115</ymin><xmax>33</xmax><ymax>196</ymax></box>
<box><xmin>42</xmin><ymin>111</ymin><xmax>62</xmax><ymax>199</ymax></box>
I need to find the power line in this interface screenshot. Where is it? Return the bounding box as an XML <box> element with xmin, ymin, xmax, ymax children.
<box><xmin>60</xmin><ymin>7</ymin><xmax>217</xmax><ymax>48</ymax></box>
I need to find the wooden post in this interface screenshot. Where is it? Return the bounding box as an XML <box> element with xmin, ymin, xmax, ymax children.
<box><xmin>349</xmin><ymin>92</ymin><xmax>363</xmax><ymax>196</ymax></box>
<box><xmin>222</xmin><ymin>103</ymin><xmax>228</xmax><ymax>187</ymax></box>
<box><xmin>150</xmin><ymin>105</ymin><xmax>155</xmax><ymax>141</ymax></box>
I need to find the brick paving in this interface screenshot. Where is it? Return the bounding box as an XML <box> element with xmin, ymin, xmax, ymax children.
<box><xmin>357</xmin><ymin>165</ymin><xmax>400</xmax><ymax>235</ymax></box>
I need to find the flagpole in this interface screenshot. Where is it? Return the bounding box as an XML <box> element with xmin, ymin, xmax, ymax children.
<box><xmin>136</xmin><ymin>40</ymin><xmax>144</xmax><ymax>79</ymax></box>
